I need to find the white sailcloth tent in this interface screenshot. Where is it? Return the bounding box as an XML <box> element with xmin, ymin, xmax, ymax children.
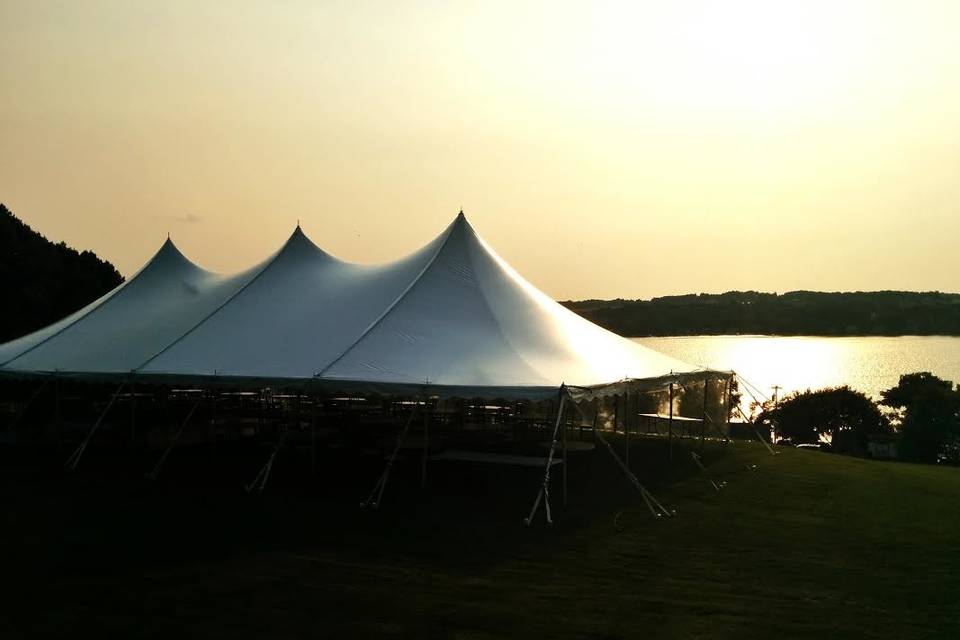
<box><xmin>0</xmin><ymin>212</ymin><xmax>721</xmax><ymax>399</ymax></box>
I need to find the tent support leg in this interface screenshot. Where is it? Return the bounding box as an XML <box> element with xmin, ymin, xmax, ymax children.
<box><xmin>130</xmin><ymin>378</ymin><xmax>137</xmax><ymax>460</ymax></box>
<box><xmin>210</xmin><ymin>390</ymin><xmax>218</xmax><ymax>466</ymax></box>
<box><xmin>613</xmin><ymin>395</ymin><xmax>619</xmax><ymax>435</ymax></box>
<box><xmin>700</xmin><ymin>380</ymin><xmax>709</xmax><ymax>452</ymax></box>
<box><xmin>668</xmin><ymin>383</ymin><xmax>675</xmax><ymax>461</ymax></box>
<box><xmin>310</xmin><ymin>386</ymin><xmax>318</xmax><ymax>477</ymax></box>
<box><xmin>562</xmin><ymin>403</ymin><xmax>568</xmax><ymax>510</ymax></box>
<box><xmin>361</xmin><ymin>397</ymin><xmax>421</xmax><ymax>510</ymax></box>
<box><xmin>54</xmin><ymin>375</ymin><xmax>61</xmax><ymax>443</ymax></box>
<box><xmin>421</xmin><ymin>400</ymin><xmax>430</xmax><ymax>489</ymax></box>
<box><xmin>625</xmin><ymin>394</ymin><xmax>630</xmax><ymax>470</ymax></box>
<box><xmin>146</xmin><ymin>394</ymin><xmax>204</xmax><ymax>481</ymax></box>
<box><xmin>65</xmin><ymin>379</ymin><xmax>127</xmax><ymax>471</ymax></box>
<box><xmin>595</xmin><ymin>429</ymin><xmax>674</xmax><ymax>518</ymax></box>
<box><xmin>523</xmin><ymin>389</ymin><xmax>566</xmax><ymax>527</ymax></box>
<box><xmin>722</xmin><ymin>376</ymin><xmax>732</xmax><ymax>445</ymax></box>
<box><xmin>591</xmin><ymin>406</ymin><xmax>598</xmax><ymax>443</ymax></box>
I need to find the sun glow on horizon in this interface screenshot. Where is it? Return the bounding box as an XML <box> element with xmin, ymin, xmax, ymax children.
<box><xmin>2</xmin><ymin>0</ymin><xmax>959</xmax><ymax>299</ymax></box>
<box><xmin>581</xmin><ymin>2</ymin><xmax>859</xmax><ymax>112</ymax></box>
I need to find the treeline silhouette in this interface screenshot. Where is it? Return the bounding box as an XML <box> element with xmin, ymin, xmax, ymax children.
<box><xmin>564</xmin><ymin>290</ymin><xmax>960</xmax><ymax>336</ymax></box>
<box><xmin>4</xmin><ymin>201</ymin><xmax>959</xmax><ymax>343</ymax></box>
<box><xmin>1</xmin><ymin>203</ymin><xmax>123</xmax><ymax>343</ymax></box>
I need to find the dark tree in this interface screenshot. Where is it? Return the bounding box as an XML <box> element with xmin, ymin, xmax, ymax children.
<box><xmin>880</xmin><ymin>372</ymin><xmax>960</xmax><ymax>463</ymax></box>
<box><xmin>0</xmin><ymin>203</ymin><xmax>123</xmax><ymax>343</ymax></box>
<box><xmin>727</xmin><ymin>376</ymin><xmax>743</xmax><ymax>420</ymax></box>
<box><xmin>759</xmin><ymin>386</ymin><xmax>889</xmax><ymax>454</ymax></box>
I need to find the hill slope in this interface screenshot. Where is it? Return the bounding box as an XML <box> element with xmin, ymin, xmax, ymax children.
<box><xmin>0</xmin><ymin>203</ymin><xmax>122</xmax><ymax>343</ymax></box>
<box><xmin>3</xmin><ymin>442</ymin><xmax>958</xmax><ymax>638</ymax></box>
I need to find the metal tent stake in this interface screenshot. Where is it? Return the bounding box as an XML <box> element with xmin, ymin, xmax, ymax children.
<box><xmin>524</xmin><ymin>389</ymin><xmax>567</xmax><ymax>527</ymax></box>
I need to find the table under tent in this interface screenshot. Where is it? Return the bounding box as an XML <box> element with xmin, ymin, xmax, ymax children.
<box><xmin>0</xmin><ymin>211</ymin><xmax>733</xmax><ymax>523</ymax></box>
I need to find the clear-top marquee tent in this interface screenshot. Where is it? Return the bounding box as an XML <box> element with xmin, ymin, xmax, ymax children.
<box><xmin>0</xmin><ymin>212</ymin><xmax>727</xmax><ymax>401</ymax></box>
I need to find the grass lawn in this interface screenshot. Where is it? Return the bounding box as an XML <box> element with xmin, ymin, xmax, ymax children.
<box><xmin>2</xmin><ymin>438</ymin><xmax>959</xmax><ymax>639</ymax></box>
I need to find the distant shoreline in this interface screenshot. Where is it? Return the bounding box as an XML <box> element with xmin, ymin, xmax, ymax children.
<box><xmin>563</xmin><ymin>291</ymin><xmax>960</xmax><ymax>338</ymax></box>
<box><xmin>628</xmin><ymin>333</ymin><xmax>960</xmax><ymax>339</ymax></box>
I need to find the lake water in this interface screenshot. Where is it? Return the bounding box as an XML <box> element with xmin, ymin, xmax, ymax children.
<box><xmin>633</xmin><ymin>335</ymin><xmax>960</xmax><ymax>406</ymax></box>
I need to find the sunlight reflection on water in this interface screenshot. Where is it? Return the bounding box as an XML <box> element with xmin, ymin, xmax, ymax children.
<box><xmin>634</xmin><ymin>335</ymin><xmax>960</xmax><ymax>404</ymax></box>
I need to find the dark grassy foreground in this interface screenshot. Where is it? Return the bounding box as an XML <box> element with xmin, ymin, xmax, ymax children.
<box><xmin>2</xmin><ymin>439</ymin><xmax>959</xmax><ymax>639</ymax></box>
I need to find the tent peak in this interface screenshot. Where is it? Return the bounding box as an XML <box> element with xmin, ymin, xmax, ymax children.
<box><xmin>452</xmin><ymin>208</ymin><xmax>473</xmax><ymax>230</ymax></box>
<box><xmin>277</xmin><ymin>223</ymin><xmax>336</xmax><ymax>262</ymax></box>
<box><xmin>157</xmin><ymin>234</ymin><xmax>187</xmax><ymax>259</ymax></box>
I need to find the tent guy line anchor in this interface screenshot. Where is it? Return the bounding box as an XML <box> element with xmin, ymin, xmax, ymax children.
<box><xmin>595</xmin><ymin>428</ymin><xmax>674</xmax><ymax>519</ymax></box>
<box><xmin>734</xmin><ymin>403</ymin><xmax>777</xmax><ymax>455</ymax></box>
<box><xmin>65</xmin><ymin>377</ymin><xmax>129</xmax><ymax>471</ymax></box>
<box><xmin>146</xmin><ymin>393</ymin><xmax>204</xmax><ymax>481</ymax></box>
<box><xmin>690</xmin><ymin>451</ymin><xmax>724</xmax><ymax>492</ymax></box>
<box><xmin>361</xmin><ymin>393</ymin><xmax>423</xmax><ymax>510</ymax></box>
<box><xmin>5</xmin><ymin>372</ymin><xmax>54</xmax><ymax>432</ymax></box>
<box><xmin>246</xmin><ymin>430</ymin><xmax>288</xmax><ymax>495</ymax></box>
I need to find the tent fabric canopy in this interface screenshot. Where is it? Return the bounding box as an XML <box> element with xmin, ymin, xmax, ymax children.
<box><xmin>0</xmin><ymin>212</ymin><xmax>723</xmax><ymax>399</ymax></box>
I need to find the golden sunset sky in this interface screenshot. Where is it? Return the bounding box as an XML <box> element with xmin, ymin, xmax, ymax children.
<box><xmin>2</xmin><ymin>1</ymin><xmax>958</xmax><ymax>299</ymax></box>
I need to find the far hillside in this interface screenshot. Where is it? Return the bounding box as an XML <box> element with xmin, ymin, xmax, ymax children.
<box><xmin>564</xmin><ymin>291</ymin><xmax>960</xmax><ymax>337</ymax></box>
<box><xmin>0</xmin><ymin>203</ymin><xmax>123</xmax><ymax>344</ymax></box>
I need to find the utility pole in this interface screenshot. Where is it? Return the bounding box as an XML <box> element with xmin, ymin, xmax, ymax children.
<box><xmin>770</xmin><ymin>385</ymin><xmax>782</xmax><ymax>445</ymax></box>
